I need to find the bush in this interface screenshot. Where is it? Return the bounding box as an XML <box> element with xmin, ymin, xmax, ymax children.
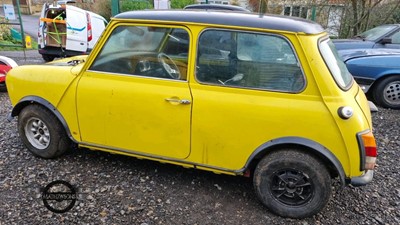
<box><xmin>0</xmin><ymin>18</ymin><xmax>11</xmax><ymax>41</ymax></box>
<box><xmin>121</xmin><ymin>0</ymin><xmax>152</xmax><ymax>12</ymax></box>
<box><xmin>171</xmin><ymin>0</ymin><xmax>195</xmax><ymax>9</ymax></box>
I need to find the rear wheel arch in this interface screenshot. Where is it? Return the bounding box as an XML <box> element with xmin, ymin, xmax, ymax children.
<box><xmin>11</xmin><ymin>96</ymin><xmax>75</xmax><ymax>142</ymax></box>
<box><xmin>244</xmin><ymin>137</ymin><xmax>345</xmax><ymax>186</ymax></box>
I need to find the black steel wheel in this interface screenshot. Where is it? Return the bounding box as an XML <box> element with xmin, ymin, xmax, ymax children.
<box><xmin>253</xmin><ymin>149</ymin><xmax>332</xmax><ymax>218</ymax></box>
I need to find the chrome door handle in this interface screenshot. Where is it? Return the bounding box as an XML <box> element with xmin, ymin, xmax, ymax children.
<box><xmin>165</xmin><ymin>98</ymin><xmax>191</xmax><ymax>104</ymax></box>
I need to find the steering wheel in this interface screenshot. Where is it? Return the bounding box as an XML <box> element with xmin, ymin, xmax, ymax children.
<box><xmin>157</xmin><ymin>53</ymin><xmax>181</xmax><ymax>79</ymax></box>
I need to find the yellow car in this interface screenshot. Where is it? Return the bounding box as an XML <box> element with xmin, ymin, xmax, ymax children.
<box><xmin>6</xmin><ymin>10</ymin><xmax>377</xmax><ymax>218</ymax></box>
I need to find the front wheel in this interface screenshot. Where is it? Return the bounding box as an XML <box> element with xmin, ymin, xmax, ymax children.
<box><xmin>18</xmin><ymin>104</ymin><xmax>71</xmax><ymax>158</ymax></box>
<box><xmin>253</xmin><ymin>149</ymin><xmax>332</xmax><ymax>218</ymax></box>
<box><xmin>372</xmin><ymin>76</ymin><xmax>400</xmax><ymax>109</ymax></box>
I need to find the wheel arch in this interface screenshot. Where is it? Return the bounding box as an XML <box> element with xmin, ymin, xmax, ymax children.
<box><xmin>10</xmin><ymin>96</ymin><xmax>75</xmax><ymax>142</ymax></box>
<box><xmin>243</xmin><ymin>137</ymin><xmax>346</xmax><ymax>186</ymax></box>
<box><xmin>367</xmin><ymin>73</ymin><xmax>400</xmax><ymax>94</ymax></box>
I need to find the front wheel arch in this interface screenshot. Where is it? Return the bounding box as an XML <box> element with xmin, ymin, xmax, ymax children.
<box><xmin>11</xmin><ymin>96</ymin><xmax>75</xmax><ymax>143</ymax></box>
<box><xmin>243</xmin><ymin>137</ymin><xmax>345</xmax><ymax>186</ymax></box>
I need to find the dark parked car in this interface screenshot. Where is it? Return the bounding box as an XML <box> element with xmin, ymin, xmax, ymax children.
<box><xmin>339</xmin><ymin>48</ymin><xmax>400</xmax><ymax>109</ymax></box>
<box><xmin>334</xmin><ymin>24</ymin><xmax>400</xmax><ymax>50</ymax></box>
<box><xmin>184</xmin><ymin>4</ymin><xmax>250</xmax><ymax>12</ymax></box>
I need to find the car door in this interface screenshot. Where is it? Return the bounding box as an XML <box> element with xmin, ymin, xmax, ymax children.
<box><xmin>383</xmin><ymin>29</ymin><xmax>400</xmax><ymax>49</ymax></box>
<box><xmin>374</xmin><ymin>27</ymin><xmax>400</xmax><ymax>49</ymax></box>
<box><xmin>76</xmin><ymin>24</ymin><xmax>192</xmax><ymax>159</ymax></box>
<box><xmin>38</xmin><ymin>3</ymin><xmax>47</xmax><ymax>48</ymax></box>
<box><xmin>65</xmin><ymin>6</ymin><xmax>88</xmax><ymax>52</ymax></box>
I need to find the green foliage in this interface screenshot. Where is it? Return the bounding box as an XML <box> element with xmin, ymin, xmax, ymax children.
<box><xmin>171</xmin><ymin>0</ymin><xmax>195</xmax><ymax>9</ymax></box>
<box><xmin>0</xmin><ymin>18</ymin><xmax>38</xmax><ymax>50</ymax></box>
<box><xmin>0</xmin><ymin>18</ymin><xmax>11</xmax><ymax>41</ymax></box>
<box><xmin>121</xmin><ymin>0</ymin><xmax>152</xmax><ymax>12</ymax></box>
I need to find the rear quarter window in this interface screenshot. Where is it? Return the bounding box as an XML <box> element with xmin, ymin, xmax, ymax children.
<box><xmin>319</xmin><ymin>39</ymin><xmax>353</xmax><ymax>89</ymax></box>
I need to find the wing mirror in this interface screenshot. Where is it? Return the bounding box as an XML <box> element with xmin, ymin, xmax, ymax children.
<box><xmin>381</xmin><ymin>37</ymin><xmax>392</xmax><ymax>44</ymax></box>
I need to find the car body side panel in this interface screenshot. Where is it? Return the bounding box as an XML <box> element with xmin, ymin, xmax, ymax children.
<box><xmin>38</xmin><ymin>3</ymin><xmax>48</xmax><ymax>49</ymax></box>
<box><xmin>345</xmin><ymin>55</ymin><xmax>400</xmax><ymax>81</ymax></box>
<box><xmin>298</xmin><ymin>34</ymin><xmax>371</xmax><ymax>178</ymax></box>
<box><xmin>66</xmin><ymin>6</ymin><xmax>88</xmax><ymax>52</ymax></box>
<box><xmin>189</xmin><ymin>83</ymin><xmax>345</xmax><ymax>171</ymax></box>
<box><xmin>5</xmin><ymin>65</ymin><xmax>78</xmax><ymax>107</ymax></box>
<box><xmin>76</xmin><ymin>71</ymin><xmax>192</xmax><ymax>159</ymax></box>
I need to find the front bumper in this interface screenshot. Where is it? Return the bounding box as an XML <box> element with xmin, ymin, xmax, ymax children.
<box><xmin>350</xmin><ymin>170</ymin><xmax>374</xmax><ymax>186</ymax></box>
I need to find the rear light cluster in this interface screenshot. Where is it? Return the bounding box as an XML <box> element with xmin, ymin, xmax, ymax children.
<box><xmin>358</xmin><ymin>130</ymin><xmax>377</xmax><ymax>170</ymax></box>
<box><xmin>86</xmin><ymin>12</ymin><xmax>92</xmax><ymax>42</ymax></box>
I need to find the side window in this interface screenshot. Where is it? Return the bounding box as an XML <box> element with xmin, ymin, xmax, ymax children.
<box><xmin>89</xmin><ymin>25</ymin><xmax>189</xmax><ymax>80</ymax></box>
<box><xmin>390</xmin><ymin>31</ymin><xmax>400</xmax><ymax>44</ymax></box>
<box><xmin>196</xmin><ymin>30</ymin><xmax>305</xmax><ymax>92</ymax></box>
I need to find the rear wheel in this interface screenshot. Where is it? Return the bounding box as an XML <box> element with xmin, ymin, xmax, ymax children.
<box><xmin>18</xmin><ymin>104</ymin><xmax>71</xmax><ymax>158</ymax></box>
<box><xmin>372</xmin><ymin>76</ymin><xmax>400</xmax><ymax>109</ymax></box>
<box><xmin>253</xmin><ymin>149</ymin><xmax>332</xmax><ymax>218</ymax></box>
<box><xmin>42</xmin><ymin>54</ymin><xmax>55</xmax><ymax>62</ymax></box>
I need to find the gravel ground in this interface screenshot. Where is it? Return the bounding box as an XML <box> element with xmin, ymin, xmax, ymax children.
<box><xmin>0</xmin><ymin>51</ymin><xmax>399</xmax><ymax>224</ymax></box>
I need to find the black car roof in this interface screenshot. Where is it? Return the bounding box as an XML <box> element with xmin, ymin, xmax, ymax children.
<box><xmin>114</xmin><ymin>10</ymin><xmax>325</xmax><ymax>34</ymax></box>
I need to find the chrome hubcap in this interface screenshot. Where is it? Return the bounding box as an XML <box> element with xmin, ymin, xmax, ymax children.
<box><xmin>25</xmin><ymin>117</ymin><xmax>50</xmax><ymax>149</ymax></box>
<box><xmin>383</xmin><ymin>81</ymin><xmax>400</xmax><ymax>106</ymax></box>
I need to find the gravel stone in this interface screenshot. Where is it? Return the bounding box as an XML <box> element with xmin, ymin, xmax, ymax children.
<box><xmin>0</xmin><ymin>50</ymin><xmax>399</xmax><ymax>224</ymax></box>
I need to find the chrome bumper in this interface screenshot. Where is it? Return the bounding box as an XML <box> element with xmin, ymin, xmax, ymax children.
<box><xmin>350</xmin><ymin>170</ymin><xmax>374</xmax><ymax>186</ymax></box>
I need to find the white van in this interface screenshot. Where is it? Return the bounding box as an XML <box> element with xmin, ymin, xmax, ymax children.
<box><xmin>38</xmin><ymin>1</ymin><xmax>107</xmax><ymax>61</ymax></box>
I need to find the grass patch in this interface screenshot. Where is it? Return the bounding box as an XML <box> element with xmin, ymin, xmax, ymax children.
<box><xmin>0</xmin><ymin>39</ymin><xmax>38</xmax><ymax>51</ymax></box>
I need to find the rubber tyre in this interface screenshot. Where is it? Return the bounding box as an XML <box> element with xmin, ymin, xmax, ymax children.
<box><xmin>18</xmin><ymin>105</ymin><xmax>71</xmax><ymax>158</ymax></box>
<box><xmin>253</xmin><ymin>149</ymin><xmax>332</xmax><ymax>218</ymax></box>
<box><xmin>372</xmin><ymin>76</ymin><xmax>400</xmax><ymax>109</ymax></box>
<box><xmin>42</xmin><ymin>54</ymin><xmax>55</xmax><ymax>62</ymax></box>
